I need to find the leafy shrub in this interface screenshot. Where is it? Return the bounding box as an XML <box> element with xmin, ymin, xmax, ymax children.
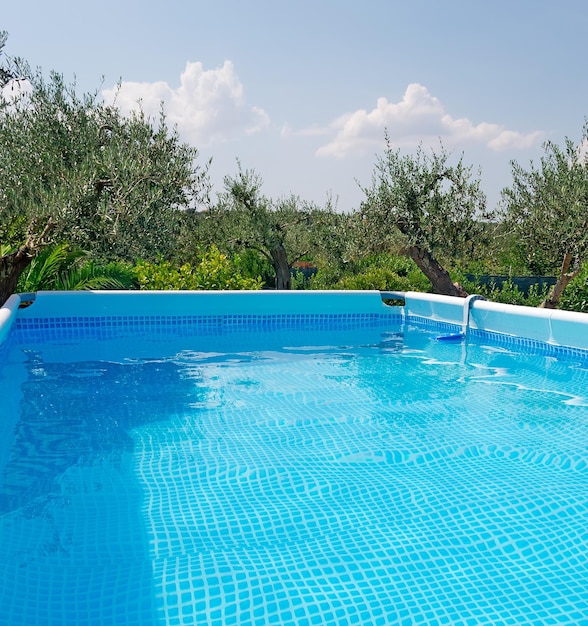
<box><xmin>323</xmin><ymin>267</ymin><xmax>416</xmax><ymax>291</ymax></box>
<box><xmin>310</xmin><ymin>254</ymin><xmax>430</xmax><ymax>292</ymax></box>
<box><xmin>290</xmin><ymin>270</ymin><xmax>310</xmax><ymax>290</ymax></box>
<box><xmin>54</xmin><ymin>260</ymin><xmax>137</xmax><ymax>291</ymax></box>
<box><xmin>17</xmin><ymin>243</ymin><xmax>137</xmax><ymax>292</ymax></box>
<box><xmin>134</xmin><ymin>245</ymin><xmax>263</xmax><ymax>291</ymax></box>
<box><xmin>559</xmin><ymin>264</ymin><xmax>588</xmax><ymax>313</ymax></box>
<box><xmin>458</xmin><ymin>274</ymin><xmax>549</xmax><ymax>307</ymax></box>
<box><xmin>235</xmin><ymin>249</ymin><xmax>273</xmax><ymax>286</ymax></box>
<box><xmin>307</xmin><ymin>264</ymin><xmax>343</xmax><ymax>290</ymax></box>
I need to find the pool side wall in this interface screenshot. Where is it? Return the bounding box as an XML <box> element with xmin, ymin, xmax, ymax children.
<box><xmin>12</xmin><ymin>290</ymin><xmax>396</xmax><ymax>318</ymax></box>
<box><xmin>2</xmin><ymin>290</ymin><xmax>588</xmax><ymax>353</ymax></box>
<box><xmin>404</xmin><ymin>291</ymin><xmax>588</xmax><ymax>351</ymax></box>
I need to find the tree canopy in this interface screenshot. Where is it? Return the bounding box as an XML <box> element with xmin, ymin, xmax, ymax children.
<box><xmin>3</xmin><ymin>34</ymin><xmax>588</xmax><ymax>311</ymax></box>
<box><xmin>0</xmin><ymin>64</ymin><xmax>208</xmax><ymax>303</ymax></box>
<box><xmin>194</xmin><ymin>165</ymin><xmax>342</xmax><ymax>289</ymax></box>
<box><xmin>359</xmin><ymin>137</ymin><xmax>489</xmax><ymax>296</ymax></box>
<box><xmin>501</xmin><ymin>121</ymin><xmax>588</xmax><ymax>308</ymax></box>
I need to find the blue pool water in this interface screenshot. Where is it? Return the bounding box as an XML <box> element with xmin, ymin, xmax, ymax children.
<box><xmin>1</xmin><ymin>319</ymin><xmax>588</xmax><ymax>625</ymax></box>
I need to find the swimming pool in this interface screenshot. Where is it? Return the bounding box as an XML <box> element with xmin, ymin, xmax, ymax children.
<box><xmin>1</xmin><ymin>291</ymin><xmax>587</xmax><ymax>625</ymax></box>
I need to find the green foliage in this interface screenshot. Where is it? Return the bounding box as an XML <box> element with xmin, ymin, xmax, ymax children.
<box><xmin>458</xmin><ymin>274</ymin><xmax>550</xmax><ymax>307</ymax></box>
<box><xmin>0</xmin><ymin>69</ymin><xmax>208</xmax><ymax>263</ymax></box>
<box><xmin>305</xmin><ymin>263</ymin><xmax>342</xmax><ymax>290</ymax></box>
<box><xmin>55</xmin><ymin>260</ymin><xmax>137</xmax><ymax>291</ymax></box>
<box><xmin>494</xmin><ymin>231</ymin><xmax>545</xmax><ymax>276</ymax></box>
<box><xmin>310</xmin><ymin>254</ymin><xmax>430</xmax><ymax>292</ymax></box>
<box><xmin>290</xmin><ymin>270</ymin><xmax>312</xmax><ymax>290</ymax></box>
<box><xmin>233</xmin><ymin>249</ymin><xmax>273</xmax><ymax>286</ymax></box>
<box><xmin>559</xmin><ymin>263</ymin><xmax>588</xmax><ymax>313</ymax></box>
<box><xmin>458</xmin><ymin>222</ymin><xmax>536</xmax><ymax>277</ymax></box>
<box><xmin>16</xmin><ymin>243</ymin><xmax>137</xmax><ymax>292</ymax></box>
<box><xmin>194</xmin><ymin>164</ymin><xmax>347</xmax><ymax>290</ymax></box>
<box><xmin>359</xmin><ymin>137</ymin><xmax>490</xmax><ymax>263</ymax></box>
<box><xmin>134</xmin><ymin>246</ymin><xmax>263</xmax><ymax>291</ymax></box>
<box><xmin>500</xmin><ymin>121</ymin><xmax>588</xmax><ymax>276</ymax></box>
<box><xmin>198</xmin><ymin>165</ymin><xmax>299</xmax><ymax>289</ymax></box>
<box><xmin>17</xmin><ymin>243</ymin><xmax>72</xmax><ymax>291</ymax></box>
<box><xmin>320</xmin><ymin>267</ymin><xmax>413</xmax><ymax>291</ymax></box>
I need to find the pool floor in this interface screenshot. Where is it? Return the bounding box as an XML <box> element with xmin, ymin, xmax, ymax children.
<box><xmin>1</xmin><ymin>325</ymin><xmax>587</xmax><ymax>625</ymax></box>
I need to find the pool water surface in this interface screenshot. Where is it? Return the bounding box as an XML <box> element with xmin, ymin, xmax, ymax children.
<box><xmin>1</xmin><ymin>321</ymin><xmax>587</xmax><ymax>625</ymax></box>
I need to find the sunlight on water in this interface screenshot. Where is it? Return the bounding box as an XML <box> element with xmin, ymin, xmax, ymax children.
<box><xmin>1</xmin><ymin>323</ymin><xmax>587</xmax><ymax>625</ymax></box>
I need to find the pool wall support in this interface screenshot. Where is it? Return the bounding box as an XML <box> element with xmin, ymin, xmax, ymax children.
<box><xmin>434</xmin><ymin>294</ymin><xmax>487</xmax><ymax>341</ymax></box>
<box><xmin>403</xmin><ymin>291</ymin><xmax>588</xmax><ymax>352</ymax></box>
<box><xmin>2</xmin><ymin>289</ymin><xmax>588</xmax><ymax>354</ymax></box>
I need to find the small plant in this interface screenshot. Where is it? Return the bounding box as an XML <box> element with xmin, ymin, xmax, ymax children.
<box><xmin>134</xmin><ymin>245</ymin><xmax>263</xmax><ymax>291</ymax></box>
<box><xmin>234</xmin><ymin>249</ymin><xmax>273</xmax><ymax>286</ymax></box>
<box><xmin>559</xmin><ymin>264</ymin><xmax>588</xmax><ymax>313</ymax></box>
<box><xmin>310</xmin><ymin>254</ymin><xmax>430</xmax><ymax>292</ymax></box>
<box><xmin>458</xmin><ymin>274</ymin><xmax>549</xmax><ymax>307</ymax></box>
<box><xmin>16</xmin><ymin>243</ymin><xmax>137</xmax><ymax>292</ymax></box>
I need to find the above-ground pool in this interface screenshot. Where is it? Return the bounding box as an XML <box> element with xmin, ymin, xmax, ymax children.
<box><xmin>0</xmin><ymin>291</ymin><xmax>587</xmax><ymax>625</ymax></box>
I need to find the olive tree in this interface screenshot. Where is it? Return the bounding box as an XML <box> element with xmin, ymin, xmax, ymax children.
<box><xmin>0</xmin><ymin>47</ymin><xmax>208</xmax><ymax>304</ymax></box>
<box><xmin>501</xmin><ymin>122</ymin><xmax>588</xmax><ymax>308</ymax></box>
<box><xmin>359</xmin><ymin>137</ymin><xmax>489</xmax><ymax>296</ymax></box>
<box><xmin>196</xmin><ymin>165</ymin><xmax>337</xmax><ymax>289</ymax></box>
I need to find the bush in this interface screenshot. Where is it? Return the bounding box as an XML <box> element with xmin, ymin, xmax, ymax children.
<box><xmin>559</xmin><ymin>264</ymin><xmax>588</xmax><ymax>313</ymax></box>
<box><xmin>16</xmin><ymin>243</ymin><xmax>137</xmax><ymax>292</ymax></box>
<box><xmin>458</xmin><ymin>274</ymin><xmax>549</xmax><ymax>307</ymax></box>
<box><xmin>233</xmin><ymin>249</ymin><xmax>273</xmax><ymax>286</ymax></box>
<box><xmin>321</xmin><ymin>267</ymin><xmax>416</xmax><ymax>291</ymax></box>
<box><xmin>134</xmin><ymin>246</ymin><xmax>263</xmax><ymax>291</ymax></box>
<box><xmin>310</xmin><ymin>254</ymin><xmax>430</xmax><ymax>292</ymax></box>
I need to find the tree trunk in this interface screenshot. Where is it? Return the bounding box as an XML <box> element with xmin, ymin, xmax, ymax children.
<box><xmin>270</xmin><ymin>244</ymin><xmax>292</xmax><ymax>290</ymax></box>
<box><xmin>0</xmin><ymin>220</ymin><xmax>55</xmax><ymax>306</ymax></box>
<box><xmin>540</xmin><ymin>252</ymin><xmax>580</xmax><ymax>309</ymax></box>
<box><xmin>0</xmin><ymin>246</ymin><xmax>35</xmax><ymax>306</ymax></box>
<box><xmin>405</xmin><ymin>244</ymin><xmax>467</xmax><ymax>298</ymax></box>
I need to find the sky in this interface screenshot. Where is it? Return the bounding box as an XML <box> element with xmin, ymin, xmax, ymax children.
<box><xmin>3</xmin><ymin>0</ymin><xmax>587</xmax><ymax>212</ymax></box>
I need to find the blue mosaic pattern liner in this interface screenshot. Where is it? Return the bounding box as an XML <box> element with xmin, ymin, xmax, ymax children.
<box><xmin>13</xmin><ymin>310</ymin><xmax>588</xmax><ymax>362</ymax></box>
<box><xmin>407</xmin><ymin>314</ymin><xmax>588</xmax><ymax>363</ymax></box>
<box><xmin>14</xmin><ymin>312</ymin><xmax>402</xmax><ymax>342</ymax></box>
<box><xmin>2</xmin><ymin>311</ymin><xmax>588</xmax><ymax>625</ymax></box>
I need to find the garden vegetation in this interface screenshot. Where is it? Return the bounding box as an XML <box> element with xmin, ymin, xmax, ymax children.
<box><xmin>1</xmin><ymin>32</ymin><xmax>588</xmax><ymax>311</ymax></box>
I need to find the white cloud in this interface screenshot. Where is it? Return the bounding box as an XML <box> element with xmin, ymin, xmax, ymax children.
<box><xmin>577</xmin><ymin>138</ymin><xmax>588</xmax><ymax>165</ymax></box>
<box><xmin>314</xmin><ymin>83</ymin><xmax>542</xmax><ymax>158</ymax></box>
<box><xmin>1</xmin><ymin>77</ymin><xmax>33</xmax><ymax>104</ymax></box>
<box><xmin>102</xmin><ymin>61</ymin><xmax>270</xmax><ymax>146</ymax></box>
<box><xmin>280</xmin><ymin>123</ymin><xmax>330</xmax><ymax>139</ymax></box>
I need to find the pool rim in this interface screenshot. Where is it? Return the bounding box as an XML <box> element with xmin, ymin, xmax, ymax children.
<box><xmin>2</xmin><ymin>289</ymin><xmax>588</xmax><ymax>360</ymax></box>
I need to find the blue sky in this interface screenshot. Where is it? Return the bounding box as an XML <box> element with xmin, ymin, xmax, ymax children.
<box><xmin>3</xmin><ymin>0</ymin><xmax>587</xmax><ymax>211</ymax></box>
